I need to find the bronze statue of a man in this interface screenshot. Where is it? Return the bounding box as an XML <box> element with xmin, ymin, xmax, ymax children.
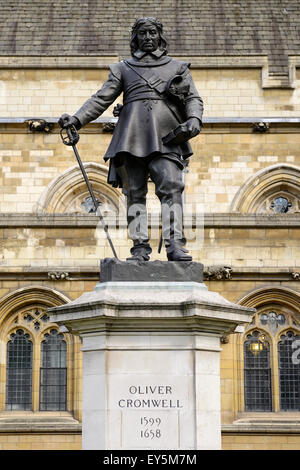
<box><xmin>59</xmin><ymin>17</ymin><xmax>203</xmax><ymax>262</ymax></box>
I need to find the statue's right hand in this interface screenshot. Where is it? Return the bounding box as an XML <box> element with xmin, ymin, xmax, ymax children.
<box><xmin>58</xmin><ymin>113</ymin><xmax>80</xmax><ymax>129</ymax></box>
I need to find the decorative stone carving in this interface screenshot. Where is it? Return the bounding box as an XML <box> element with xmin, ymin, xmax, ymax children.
<box><xmin>252</xmin><ymin>121</ymin><xmax>270</xmax><ymax>133</ymax></box>
<box><xmin>291</xmin><ymin>272</ymin><xmax>300</xmax><ymax>280</ymax></box>
<box><xmin>204</xmin><ymin>265</ymin><xmax>232</xmax><ymax>280</ymax></box>
<box><xmin>260</xmin><ymin>311</ymin><xmax>285</xmax><ymax>334</ymax></box>
<box><xmin>220</xmin><ymin>335</ymin><xmax>230</xmax><ymax>344</ymax></box>
<box><xmin>26</xmin><ymin>119</ymin><xmax>54</xmax><ymax>133</ymax></box>
<box><xmin>48</xmin><ymin>272</ymin><xmax>70</xmax><ymax>281</ymax></box>
<box><xmin>102</xmin><ymin>122</ymin><xmax>116</xmax><ymax>133</ymax></box>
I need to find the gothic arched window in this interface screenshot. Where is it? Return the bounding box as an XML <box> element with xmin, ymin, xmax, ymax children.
<box><xmin>3</xmin><ymin>306</ymin><xmax>69</xmax><ymax>412</ymax></box>
<box><xmin>242</xmin><ymin>300</ymin><xmax>300</xmax><ymax>413</ymax></box>
<box><xmin>40</xmin><ymin>329</ymin><xmax>67</xmax><ymax>411</ymax></box>
<box><xmin>244</xmin><ymin>330</ymin><xmax>272</xmax><ymax>411</ymax></box>
<box><xmin>6</xmin><ymin>329</ymin><xmax>33</xmax><ymax>411</ymax></box>
<box><xmin>278</xmin><ymin>331</ymin><xmax>300</xmax><ymax>411</ymax></box>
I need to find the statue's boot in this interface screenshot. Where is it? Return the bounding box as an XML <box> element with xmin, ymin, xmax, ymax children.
<box><xmin>165</xmin><ymin>239</ymin><xmax>192</xmax><ymax>262</ymax></box>
<box><xmin>126</xmin><ymin>242</ymin><xmax>152</xmax><ymax>262</ymax></box>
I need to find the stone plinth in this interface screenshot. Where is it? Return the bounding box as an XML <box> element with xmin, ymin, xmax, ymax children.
<box><xmin>49</xmin><ymin>259</ymin><xmax>254</xmax><ymax>450</ymax></box>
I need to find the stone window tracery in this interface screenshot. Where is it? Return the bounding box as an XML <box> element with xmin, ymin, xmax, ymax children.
<box><xmin>258</xmin><ymin>192</ymin><xmax>299</xmax><ymax>214</ymax></box>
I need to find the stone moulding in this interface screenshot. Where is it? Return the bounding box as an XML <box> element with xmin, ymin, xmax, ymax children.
<box><xmin>222</xmin><ymin>422</ymin><xmax>300</xmax><ymax>434</ymax></box>
<box><xmin>0</xmin><ymin>414</ymin><xmax>82</xmax><ymax>433</ymax></box>
<box><xmin>237</xmin><ymin>285</ymin><xmax>300</xmax><ymax>313</ymax></box>
<box><xmin>0</xmin><ymin>267</ymin><xmax>299</xmax><ymax>283</ymax></box>
<box><xmin>0</xmin><ymin>213</ymin><xmax>299</xmax><ymax>228</ymax></box>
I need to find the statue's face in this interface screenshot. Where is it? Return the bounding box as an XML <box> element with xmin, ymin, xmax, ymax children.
<box><xmin>136</xmin><ymin>21</ymin><xmax>160</xmax><ymax>53</ymax></box>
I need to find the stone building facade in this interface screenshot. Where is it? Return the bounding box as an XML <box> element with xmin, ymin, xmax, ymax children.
<box><xmin>0</xmin><ymin>0</ymin><xmax>300</xmax><ymax>450</ymax></box>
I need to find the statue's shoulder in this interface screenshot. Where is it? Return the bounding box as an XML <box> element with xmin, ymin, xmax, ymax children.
<box><xmin>109</xmin><ymin>61</ymin><xmax>125</xmax><ymax>80</ymax></box>
<box><xmin>168</xmin><ymin>57</ymin><xmax>191</xmax><ymax>74</ymax></box>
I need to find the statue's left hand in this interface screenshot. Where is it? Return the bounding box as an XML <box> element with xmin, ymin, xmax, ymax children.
<box><xmin>184</xmin><ymin>117</ymin><xmax>201</xmax><ymax>137</ymax></box>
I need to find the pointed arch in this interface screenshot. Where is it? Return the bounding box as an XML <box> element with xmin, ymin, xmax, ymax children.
<box><xmin>35</xmin><ymin>162</ymin><xmax>125</xmax><ymax>215</ymax></box>
<box><xmin>238</xmin><ymin>285</ymin><xmax>300</xmax><ymax>315</ymax></box>
<box><xmin>230</xmin><ymin>164</ymin><xmax>300</xmax><ymax>213</ymax></box>
<box><xmin>0</xmin><ymin>286</ymin><xmax>70</xmax><ymax>323</ymax></box>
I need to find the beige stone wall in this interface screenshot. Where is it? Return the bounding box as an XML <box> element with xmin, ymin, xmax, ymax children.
<box><xmin>1</xmin><ymin>128</ymin><xmax>300</xmax><ymax>214</ymax></box>
<box><xmin>0</xmin><ymin>433</ymin><xmax>81</xmax><ymax>450</ymax></box>
<box><xmin>0</xmin><ymin>66</ymin><xmax>300</xmax><ymax>215</ymax></box>
<box><xmin>222</xmin><ymin>434</ymin><xmax>300</xmax><ymax>450</ymax></box>
<box><xmin>189</xmin><ymin>131</ymin><xmax>300</xmax><ymax>212</ymax></box>
<box><xmin>1</xmin><ymin>225</ymin><xmax>300</xmax><ymax>269</ymax></box>
<box><xmin>1</xmin><ymin>67</ymin><xmax>300</xmax><ymax>118</ymax></box>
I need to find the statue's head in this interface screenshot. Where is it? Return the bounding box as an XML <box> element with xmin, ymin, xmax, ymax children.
<box><xmin>130</xmin><ymin>17</ymin><xmax>168</xmax><ymax>56</ymax></box>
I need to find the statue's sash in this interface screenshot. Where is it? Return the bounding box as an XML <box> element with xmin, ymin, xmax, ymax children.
<box><xmin>123</xmin><ymin>60</ymin><xmax>185</xmax><ymax>123</ymax></box>
<box><xmin>123</xmin><ymin>60</ymin><xmax>167</xmax><ymax>94</ymax></box>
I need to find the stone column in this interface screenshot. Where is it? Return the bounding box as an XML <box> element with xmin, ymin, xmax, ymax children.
<box><xmin>49</xmin><ymin>259</ymin><xmax>254</xmax><ymax>450</ymax></box>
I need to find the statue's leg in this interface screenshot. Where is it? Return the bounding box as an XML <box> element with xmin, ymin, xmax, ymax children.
<box><xmin>116</xmin><ymin>155</ymin><xmax>152</xmax><ymax>261</ymax></box>
<box><xmin>148</xmin><ymin>156</ymin><xmax>192</xmax><ymax>261</ymax></box>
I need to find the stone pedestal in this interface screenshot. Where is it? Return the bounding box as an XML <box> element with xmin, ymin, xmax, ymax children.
<box><xmin>49</xmin><ymin>259</ymin><xmax>254</xmax><ymax>450</ymax></box>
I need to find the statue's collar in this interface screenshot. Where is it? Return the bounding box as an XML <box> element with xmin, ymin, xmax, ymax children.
<box><xmin>133</xmin><ymin>48</ymin><xmax>166</xmax><ymax>59</ymax></box>
<box><xmin>126</xmin><ymin>51</ymin><xmax>172</xmax><ymax>67</ymax></box>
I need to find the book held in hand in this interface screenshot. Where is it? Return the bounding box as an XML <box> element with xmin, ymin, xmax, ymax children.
<box><xmin>162</xmin><ymin>124</ymin><xmax>190</xmax><ymax>145</ymax></box>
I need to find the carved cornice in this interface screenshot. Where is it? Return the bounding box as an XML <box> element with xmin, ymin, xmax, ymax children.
<box><xmin>0</xmin><ymin>213</ymin><xmax>300</xmax><ymax>228</ymax></box>
<box><xmin>0</xmin><ymin>267</ymin><xmax>299</xmax><ymax>283</ymax></box>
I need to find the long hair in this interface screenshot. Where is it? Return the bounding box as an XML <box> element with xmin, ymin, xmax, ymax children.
<box><xmin>130</xmin><ymin>17</ymin><xmax>168</xmax><ymax>56</ymax></box>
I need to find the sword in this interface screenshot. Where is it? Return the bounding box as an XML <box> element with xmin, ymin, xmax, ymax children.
<box><xmin>60</xmin><ymin>125</ymin><xmax>119</xmax><ymax>259</ymax></box>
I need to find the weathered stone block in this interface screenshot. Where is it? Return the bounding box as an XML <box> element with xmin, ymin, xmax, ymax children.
<box><xmin>99</xmin><ymin>257</ymin><xmax>204</xmax><ymax>283</ymax></box>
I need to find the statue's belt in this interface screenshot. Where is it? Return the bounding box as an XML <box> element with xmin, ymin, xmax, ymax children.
<box><xmin>123</xmin><ymin>96</ymin><xmax>164</xmax><ymax>105</ymax></box>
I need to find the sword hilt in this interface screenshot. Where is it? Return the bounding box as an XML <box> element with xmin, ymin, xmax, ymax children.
<box><xmin>60</xmin><ymin>125</ymin><xmax>80</xmax><ymax>146</ymax></box>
